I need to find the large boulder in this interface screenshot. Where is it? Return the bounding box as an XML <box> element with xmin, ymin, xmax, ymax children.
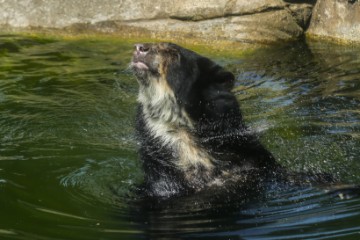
<box><xmin>307</xmin><ymin>0</ymin><xmax>360</xmax><ymax>43</ymax></box>
<box><xmin>0</xmin><ymin>0</ymin><xmax>314</xmax><ymax>44</ymax></box>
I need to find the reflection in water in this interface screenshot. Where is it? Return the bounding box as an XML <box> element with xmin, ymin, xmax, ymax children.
<box><xmin>232</xmin><ymin>40</ymin><xmax>360</xmax><ymax>183</ymax></box>
<box><xmin>126</xmin><ymin>184</ymin><xmax>360</xmax><ymax>239</ymax></box>
<box><xmin>0</xmin><ymin>35</ymin><xmax>360</xmax><ymax>239</ymax></box>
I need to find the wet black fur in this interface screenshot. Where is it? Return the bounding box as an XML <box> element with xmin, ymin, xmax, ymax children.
<box><xmin>161</xmin><ymin>45</ymin><xmax>279</xmax><ymax>168</ymax></box>
<box><xmin>133</xmin><ymin>43</ymin><xmax>282</xmax><ymax>197</ymax></box>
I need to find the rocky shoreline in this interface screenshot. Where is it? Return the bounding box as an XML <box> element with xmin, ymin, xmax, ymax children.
<box><xmin>0</xmin><ymin>0</ymin><xmax>359</xmax><ymax>44</ymax></box>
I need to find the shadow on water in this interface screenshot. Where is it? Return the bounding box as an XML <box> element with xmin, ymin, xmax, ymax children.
<box><xmin>0</xmin><ymin>35</ymin><xmax>360</xmax><ymax>239</ymax></box>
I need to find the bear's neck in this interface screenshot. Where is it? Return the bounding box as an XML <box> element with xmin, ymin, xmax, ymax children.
<box><xmin>138</xmin><ymin>83</ymin><xmax>214</xmax><ymax>172</ymax></box>
<box><xmin>137</xmin><ymin>82</ymin><xmax>193</xmax><ymax>128</ymax></box>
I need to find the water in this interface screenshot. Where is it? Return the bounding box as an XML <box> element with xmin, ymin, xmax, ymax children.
<box><xmin>0</xmin><ymin>34</ymin><xmax>359</xmax><ymax>239</ymax></box>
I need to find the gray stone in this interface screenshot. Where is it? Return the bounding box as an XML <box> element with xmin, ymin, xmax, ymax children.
<box><xmin>0</xmin><ymin>0</ymin><xmax>314</xmax><ymax>44</ymax></box>
<box><xmin>307</xmin><ymin>0</ymin><xmax>360</xmax><ymax>43</ymax></box>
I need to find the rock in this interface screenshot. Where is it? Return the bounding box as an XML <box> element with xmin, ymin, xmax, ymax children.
<box><xmin>0</xmin><ymin>0</ymin><xmax>315</xmax><ymax>44</ymax></box>
<box><xmin>287</xmin><ymin>2</ymin><xmax>314</xmax><ymax>29</ymax></box>
<box><xmin>307</xmin><ymin>0</ymin><xmax>360</xmax><ymax>43</ymax></box>
<box><xmin>119</xmin><ymin>9</ymin><xmax>304</xmax><ymax>43</ymax></box>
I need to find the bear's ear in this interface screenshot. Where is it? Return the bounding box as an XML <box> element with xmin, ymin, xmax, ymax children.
<box><xmin>212</xmin><ymin>69</ymin><xmax>235</xmax><ymax>90</ymax></box>
<box><xmin>197</xmin><ymin>57</ymin><xmax>235</xmax><ymax>90</ymax></box>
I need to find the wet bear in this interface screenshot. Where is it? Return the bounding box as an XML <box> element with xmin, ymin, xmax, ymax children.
<box><xmin>131</xmin><ymin>43</ymin><xmax>282</xmax><ymax>198</ymax></box>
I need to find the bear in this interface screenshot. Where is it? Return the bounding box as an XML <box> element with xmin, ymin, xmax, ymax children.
<box><xmin>131</xmin><ymin>43</ymin><xmax>286</xmax><ymax>198</ymax></box>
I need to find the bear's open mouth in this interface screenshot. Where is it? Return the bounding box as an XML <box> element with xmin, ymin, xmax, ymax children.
<box><xmin>131</xmin><ymin>60</ymin><xmax>149</xmax><ymax>70</ymax></box>
<box><xmin>131</xmin><ymin>43</ymin><xmax>151</xmax><ymax>71</ymax></box>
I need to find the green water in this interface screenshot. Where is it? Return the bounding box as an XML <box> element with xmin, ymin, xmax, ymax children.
<box><xmin>0</xmin><ymin>34</ymin><xmax>359</xmax><ymax>239</ymax></box>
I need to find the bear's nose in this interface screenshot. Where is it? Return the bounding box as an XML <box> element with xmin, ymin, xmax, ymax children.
<box><xmin>135</xmin><ymin>44</ymin><xmax>150</xmax><ymax>54</ymax></box>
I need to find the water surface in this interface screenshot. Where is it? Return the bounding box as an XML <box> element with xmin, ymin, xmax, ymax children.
<box><xmin>0</xmin><ymin>35</ymin><xmax>359</xmax><ymax>239</ymax></box>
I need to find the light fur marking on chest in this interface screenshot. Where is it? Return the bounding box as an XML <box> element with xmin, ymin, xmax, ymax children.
<box><xmin>138</xmin><ymin>75</ymin><xmax>214</xmax><ymax>171</ymax></box>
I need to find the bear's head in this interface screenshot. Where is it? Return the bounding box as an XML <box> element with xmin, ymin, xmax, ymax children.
<box><xmin>131</xmin><ymin>43</ymin><xmax>236</xmax><ymax>121</ymax></box>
